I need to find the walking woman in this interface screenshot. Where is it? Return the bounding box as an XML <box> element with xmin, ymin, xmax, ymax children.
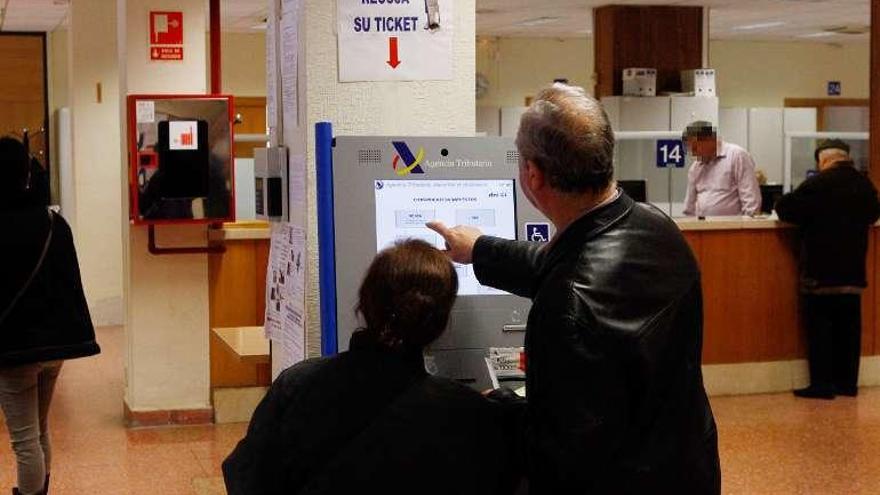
<box><xmin>0</xmin><ymin>137</ymin><xmax>100</xmax><ymax>494</ymax></box>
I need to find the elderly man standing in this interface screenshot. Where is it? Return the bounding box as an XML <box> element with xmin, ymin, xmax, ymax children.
<box><xmin>682</xmin><ymin>121</ymin><xmax>762</xmax><ymax>217</ymax></box>
<box><xmin>776</xmin><ymin>139</ymin><xmax>880</xmax><ymax>400</ymax></box>
<box><xmin>428</xmin><ymin>84</ymin><xmax>720</xmax><ymax>494</ymax></box>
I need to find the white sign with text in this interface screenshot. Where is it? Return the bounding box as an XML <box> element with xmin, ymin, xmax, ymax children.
<box><xmin>337</xmin><ymin>0</ymin><xmax>454</xmax><ymax>82</ymax></box>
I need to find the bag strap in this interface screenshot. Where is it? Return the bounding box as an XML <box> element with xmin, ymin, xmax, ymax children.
<box><xmin>0</xmin><ymin>209</ymin><xmax>55</xmax><ymax>327</ymax></box>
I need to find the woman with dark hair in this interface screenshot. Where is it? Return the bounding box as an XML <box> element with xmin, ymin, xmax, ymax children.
<box><xmin>223</xmin><ymin>239</ymin><xmax>514</xmax><ymax>495</ymax></box>
<box><xmin>0</xmin><ymin>137</ymin><xmax>100</xmax><ymax>495</ymax></box>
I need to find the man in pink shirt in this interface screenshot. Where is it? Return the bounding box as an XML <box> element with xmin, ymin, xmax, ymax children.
<box><xmin>682</xmin><ymin>121</ymin><xmax>762</xmax><ymax>217</ymax></box>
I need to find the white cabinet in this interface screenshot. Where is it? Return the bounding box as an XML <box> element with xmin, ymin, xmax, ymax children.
<box><xmin>670</xmin><ymin>96</ymin><xmax>719</xmax><ymax>132</ymax></box>
<box><xmin>601</xmin><ymin>96</ymin><xmax>719</xmax><ymax>133</ymax></box>
<box><xmin>748</xmin><ymin>108</ymin><xmax>784</xmax><ymax>184</ymax></box>
<box><xmin>602</xmin><ymin>96</ymin><xmax>672</xmax><ymax>131</ymax></box>
<box><xmin>500</xmin><ymin>107</ymin><xmax>528</xmax><ymax>137</ymax></box>
<box><xmin>476</xmin><ymin>107</ymin><xmax>501</xmax><ymax>137</ymax></box>
<box><xmin>719</xmin><ymin>108</ymin><xmax>748</xmax><ymax>149</ymax></box>
<box><xmin>743</xmin><ymin>108</ymin><xmax>817</xmax><ymax>185</ymax></box>
<box><xmin>824</xmin><ymin>106</ymin><xmax>869</xmax><ymax>132</ymax></box>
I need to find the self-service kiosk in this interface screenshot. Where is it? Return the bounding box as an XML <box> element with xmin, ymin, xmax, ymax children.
<box><xmin>317</xmin><ymin>124</ymin><xmax>554</xmax><ymax>390</ymax></box>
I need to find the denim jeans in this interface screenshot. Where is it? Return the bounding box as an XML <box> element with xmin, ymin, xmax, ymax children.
<box><xmin>0</xmin><ymin>361</ymin><xmax>62</xmax><ymax>495</ymax></box>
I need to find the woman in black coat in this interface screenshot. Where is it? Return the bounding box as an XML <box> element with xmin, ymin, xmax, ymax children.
<box><xmin>223</xmin><ymin>239</ymin><xmax>516</xmax><ymax>495</ymax></box>
<box><xmin>0</xmin><ymin>137</ymin><xmax>100</xmax><ymax>495</ymax></box>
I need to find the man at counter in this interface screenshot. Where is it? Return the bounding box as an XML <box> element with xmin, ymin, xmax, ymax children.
<box><xmin>428</xmin><ymin>84</ymin><xmax>720</xmax><ymax>494</ymax></box>
<box><xmin>776</xmin><ymin>139</ymin><xmax>880</xmax><ymax>400</ymax></box>
<box><xmin>682</xmin><ymin>121</ymin><xmax>762</xmax><ymax>217</ymax></box>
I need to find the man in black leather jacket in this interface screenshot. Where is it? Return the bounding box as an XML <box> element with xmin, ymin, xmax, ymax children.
<box><xmin>429</xmin><ymin>84</ymin><xmax>720</xmax><ymax>494</ymax></box>
<box><xmin>776</xmin><ymin>140</ymin><xmax>880</xmax><ymax>399</ymax></box>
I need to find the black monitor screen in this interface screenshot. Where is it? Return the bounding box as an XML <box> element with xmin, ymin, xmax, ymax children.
<box><xmin>618</xmin><ymin>180</ymin><xmax>647</xmax><ymax>202</ymax></box>
<box><xmin>761</xmin><ymin>185</ymin><xmax>784</xmax><ymax>214</ymax></box>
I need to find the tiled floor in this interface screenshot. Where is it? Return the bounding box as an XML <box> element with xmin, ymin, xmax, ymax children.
<box><xmin>1</xmin><ymin>327</ymin><xmax>880</xmax><ymax>494</ymax></box>
<box><xmin>0</xmin><ymin>327</ymin><xmax>245</xmax><ymax>495</ymax></box>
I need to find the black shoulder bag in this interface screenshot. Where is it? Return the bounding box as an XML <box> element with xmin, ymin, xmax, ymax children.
<box><xmin>0</xmin><ymin>209</ymin><xmax>55</xmax><ymax>327</ymax></box>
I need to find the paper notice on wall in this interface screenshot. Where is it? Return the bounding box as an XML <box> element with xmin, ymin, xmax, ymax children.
<box><xmin>264</xmin><ymin>223</ymin><xmax>290</xmax><ymax>341</ymax></box>
<box><xmin>264</xmin><ymin>223</ymin><xmax>306</xmax><ymax>368</ymax></box>
<box><xmin>266</xmin><ymin>9</ymin><xmax>278</xmax><ymax>145</ymax></box>
<box><xmin>337</xmin><ymin>0</ymin><xmax>454</xmax><ymax>82</ymax></box>
<box><xmin>136</xmin><ymin>101</ymin><xmax>155</xmax><ymax>123</ymax></box>
<box><xmin>280</xmin><ymin>0</ymin><xmax>300</xmax><ymax>131</ymax></box>
<box><xmin>289</xmin><ymin>153</ymin><xmax>307</xmax><ymax>226</ymax></box>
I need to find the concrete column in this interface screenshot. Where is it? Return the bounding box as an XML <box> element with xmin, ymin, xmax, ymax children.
<box><xmin>68</xmin><ymin>0</ymin><xmax>124</xmax><ymax>326</ymax></box>
<box><xmin>294</xmin><ymin>0</ymin><xmax>477</xmax><ymax>358</ymax></box>
<box><xmin>117</xmin><ymin>0</ymin><xmax>213</xmax><ymax>424</ymax></box>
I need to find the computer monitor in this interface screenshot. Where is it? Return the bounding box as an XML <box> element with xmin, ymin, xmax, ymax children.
<box><xmin>618</xmin><ymin>180</ymin><xmax>647</xmax><ymax>202</ymax></box>
<box><xmin>760</xmin><ymin>185</ymin><xmax>783</xmax><ymax>214</ymax></box>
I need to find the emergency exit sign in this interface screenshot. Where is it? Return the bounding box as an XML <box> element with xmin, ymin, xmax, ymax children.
<box><xmin>150</xmin><ymin>11</ymin><xmax>184</xmax><ymax>61</ymax></box>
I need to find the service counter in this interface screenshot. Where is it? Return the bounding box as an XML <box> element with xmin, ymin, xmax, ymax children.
<box><xmin>207</xmin><ymin>220</ymin><xmax>880</xmax><ymax>395</ymax></box>
<box><xmin>208</xmin><ymin>222</ymin><xmax>271</xmax><ymax>391</ymax></box>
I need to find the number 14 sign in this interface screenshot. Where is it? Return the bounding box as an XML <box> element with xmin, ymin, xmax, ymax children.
<box><xmin>656</xmin><ymin>140</ymin><xmax>686</xmax><ymax>168</ymax></box>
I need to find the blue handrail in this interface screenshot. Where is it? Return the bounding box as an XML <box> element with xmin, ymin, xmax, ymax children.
<box><xmin>316</xmin><ymin>122</ymin><xmax>338</xmax><ymax>356</ymax></box>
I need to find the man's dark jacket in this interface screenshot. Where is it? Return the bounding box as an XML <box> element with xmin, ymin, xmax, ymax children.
<box><xmin>474</xmin><ymin>192</ymin><xmax>720</xmax><ymax>494</ymax></box>
<box><xmin>223</xmin><ymin>332</ymin><xmax>515</xmax><ymax>495</ymax></box>
<box><xmin>0</xmin><ymin>206</ymin><xmax>100</xmax><ymax>366</ymax></box>
<box><xmin>775</xmin><ymin>163</ymin><xmax>880</xmax><ymax>289</ymax></box>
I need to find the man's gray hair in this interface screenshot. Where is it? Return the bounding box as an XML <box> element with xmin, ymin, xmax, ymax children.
<box><xmin>515</xmin><ymin>84</ymin><xmax>615</xmax><ymax>194</ymax></box>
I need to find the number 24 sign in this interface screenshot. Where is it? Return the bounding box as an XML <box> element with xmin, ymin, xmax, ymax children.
<box><xmin>656</xmin><ymin>140</ymin><xmax>685</xmax><ymax>169</ymax></box>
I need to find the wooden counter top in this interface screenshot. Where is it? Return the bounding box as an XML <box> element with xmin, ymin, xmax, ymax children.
<box><xmin>210</xmin><ymin>221</ymin><xmax>271</xmax><ymax>241</ymax></box>
<box><xmin>212</xmin><ymin>218</ymin><xmax>876</xmax><ymax>240</ymax></box>
<box><xmin>674</xmin><ymin>216</ymin><xmax>788</xmax><ymax>231</ymax></box>
<box><xmin>212</xmin><ymin>327</ymin><xmax>270</xmax><ymax>364</ymax></box>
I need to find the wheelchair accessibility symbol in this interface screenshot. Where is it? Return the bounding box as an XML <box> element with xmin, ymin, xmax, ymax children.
<box><xmin>525</xmin><ymin>223</ymin><xmax>550</xmax><ymax>243</ymax></box>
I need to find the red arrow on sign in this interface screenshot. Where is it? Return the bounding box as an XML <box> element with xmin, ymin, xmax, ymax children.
<box><xmin>387</xmin><ymin>37</ymin><xmax>401</xmax><ymax>69</ymax></box>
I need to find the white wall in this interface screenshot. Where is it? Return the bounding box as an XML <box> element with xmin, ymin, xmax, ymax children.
<box><xmin>46</xmin><ymin>29</ymin><xmax>70</xmax><ymax>206</ymax></box>
<box><xmin>47</xmin><ymin>29</ymin><xmax>69</xmax><ymax>119</ymax></box>
<box><xmin>222</xmin><ymin>32</ymin><xmax>267</xmax><ymax>97</ymax></box>
<box><xmin>219</xmin><ymin>34</ymin><xmax>871</xmax><ymax>111</ymax></box>
<box><xmin>69</xmin><ymin>1</ymin><xmax>124</xmax><ymax>327</ymax></box>
<box><xmin>474</xmin><ymin>37</ymin><xmax>870</xmax><ymax>109</ymax></box>
<box><xmin>710</xmin><ymin>41</ymin><xmax>870</xmax><ymax>107</ymax></box>
<box><xmin>119</xmin><ymin>0</ymin><xmax>211</xmax><ymax>412</ymax></box>
<box><xmin>476</xmin><ymin>36</ymin><xmax>593</xmax><ymax>108</ymax></box>
<box><xmin>300</xmin><ymin>0</ymin><xmax>476</xmax><ymax>357</ymax></box>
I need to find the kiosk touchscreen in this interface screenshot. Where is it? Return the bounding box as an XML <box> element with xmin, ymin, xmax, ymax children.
<box><xmin>373</xmin><ymin>179</ymin><xmax>517</xmax><ymax>296</ymax></box>
<box><xmin>329</xmin><ymin>137</ymin><xmax>553</xmax><ymax>390</ymax></box>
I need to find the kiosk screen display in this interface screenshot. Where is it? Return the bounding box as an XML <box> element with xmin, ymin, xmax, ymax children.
<box><xmin>374</xmin><ymin>179</ymin><xmax>517</xmax><ymax>296</ymax></box>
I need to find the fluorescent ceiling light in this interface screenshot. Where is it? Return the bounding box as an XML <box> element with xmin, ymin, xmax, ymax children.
<box><xmin>733</xmin><ymin>21</ymin><xmax>786</xmax><ymax>31</ymax></box>
<box><xmin>516</xmin><ymin>16</ymin><xmax>561</xmax><ymax>27</ymax></box>
<box><xmin>798</xmin><ymin>32</ymin><xmax>835</xmax><ymax>38</ymax></box>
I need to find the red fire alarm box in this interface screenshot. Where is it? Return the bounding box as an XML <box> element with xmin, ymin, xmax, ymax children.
<box><xmin>127</xmin><ymin>94</ymin><xmax>235</xmax><ymax>225</ymax></box>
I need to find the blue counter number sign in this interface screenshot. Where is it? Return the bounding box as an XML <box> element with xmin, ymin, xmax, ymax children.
<box><xmin>828</xmin><ymin>81</ymin><xmax>841</xmax><ymax>96</ymax></box>
<box><xmin>526</xmin><ymin>223</ymin><xmax>550</xmax><ymax>243</ymax></box>
<box><xmin>657</xmin><ymin>140</ymin><xmax>685</xmax><ymax>169</ymax></box>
